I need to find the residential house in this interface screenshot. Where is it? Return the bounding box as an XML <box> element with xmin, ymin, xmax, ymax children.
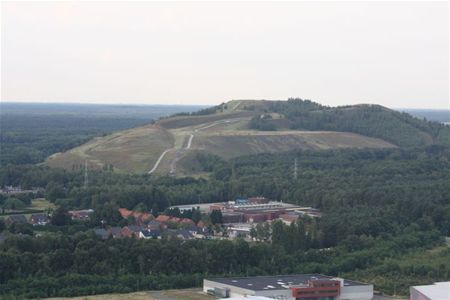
<box><xmin>139</xmin><ymin>229</ymin><xmax>162</xmax><ymax>239</ymax></box>
<box><xmin>197</xmin><ymin>220</ymin><xmax>205</xmax><ymax>228</ymax></box>
<box><xmin>4</xmin><ymin>215</ymin><xmax>28</xmax><ymax>226</ymax></box>
<box><xmin>121</xmin><ymin>225</ymin><xmax>143</xmax><ymax>238</ymax></box>
<box><xmin>183</xmin><ymin>224</ymin><xmax>200</xmax><ymax>235</ymax></box>
<box><xmin>147</xmin><ymin>220</ymin><xmax>163</xmax><ymax>231</ymax></box>
<box><xmin>180</xmin><ymin>218</ymin><xmax>195</xmax><ymax>226</ymax></box>
<box><xmin>118</xmin><ymin>208</ymin><xmax>153</xmax><ymax>225</ymax></box>
<box><xmin>109</xmin><ymin>226</ymin><xmax>123</xmax><ymax>239</ymax></box>
<box><xmin>68</xmin><ymin>209</ymin><xmax>94</xmax><ymax>221</ymax></box>
<box><xmin>170</xmin><ymin>217</ymin><xmax>181</xmax><ymax>223</ymax></box>
<box><xmin>29</xmin><ymin>213</ymin><xmax>49</xmax><ymax>226</ymax></box>
<box><xmin>155</xmin><ymin>214</ymin><xmax>171</xmax><ymax>223</ymax></box>
<box><xmin>118</xmin><ymin>208</ymin><xmax>134</xmax><ymax>219</ymax></box>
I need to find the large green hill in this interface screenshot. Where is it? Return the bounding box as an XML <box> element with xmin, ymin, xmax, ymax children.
<box><xmin>46</xmin><ymin>99</ymin><xmax>450</xmax><ymax>175</ymax></box>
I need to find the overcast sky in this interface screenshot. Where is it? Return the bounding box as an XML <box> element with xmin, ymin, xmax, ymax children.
<box><xmin>1</xmin><ymin>1</ymin><xmax>449</xmax><ymax>109</ymax></box>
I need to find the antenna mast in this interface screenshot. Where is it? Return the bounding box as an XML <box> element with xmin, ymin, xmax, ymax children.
<box><xmin>84</xmin><ymin>160</ymin><xmax>88</xmax><ymax>189</ymax></box>
<box><xmin>294</xmin><ymin>158</ymin><xmax>298</xmax><ymax>180</ymax></box>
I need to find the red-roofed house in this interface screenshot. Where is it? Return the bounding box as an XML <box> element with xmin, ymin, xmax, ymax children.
<box><xmin>134</xmin><ymin>212</ymin><xmax>153</xmax><ymax>224</ymax></box>
<box><xmin>180</xmin><ymin>218</ymin><xmax>195</xmax><ymax>225</ymax></box>
<box><xmin>119</xmin><ymin>208</ymin><xmax>154</xmax><ymax>225</ymax></box>
<box><xmin>170</xmin><ymin>217</ymin><xmax>181</xmax><ymax>223</ymax></box>
<box><xmin>118</xmin><ymin>208</ymin><xmax>134</xmax><ymax>219</ymax></box>
<box><xmin>121</xmin><ymin>225</ymin><xmax>143</xmax><ymax>238</ymax></box>
<box><xmin>156</xmin><ymin>215</ymin><xmax>171</xmax><ymax>223</ymax></box>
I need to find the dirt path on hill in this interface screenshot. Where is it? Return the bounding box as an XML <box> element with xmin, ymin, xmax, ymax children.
<box><xmin>148</xmin><ymin>118</ymin><xmax>242</xmax><ymax>175</ymax></box>
<box><xmin>148</xmin><ymin>148</ymin><xmax>173</xmax><ymax>174</ymax></box>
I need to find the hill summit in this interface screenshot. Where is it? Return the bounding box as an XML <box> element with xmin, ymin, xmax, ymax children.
<box><xmin>46</xmin><ymin>99</ymin><xmax>450</xmax><ymax>175</ymax></box>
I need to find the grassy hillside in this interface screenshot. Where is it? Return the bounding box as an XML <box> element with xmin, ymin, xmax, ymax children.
<box><xmin>47</xmin><ymin>98</ymin><xmax>450</xmax><ymax>175</ymax></box>
<box><xmin>46</xmin><ymin>125</ymin><xmax>174</xmax><ymax>173</ymax></box>
<box><xmin>0</xmin><ymin>103</ymin><xmax>204</xmax><ymax>165</ymax></box>
<box><xmin>192</xmin><ymin>131</ymin><xmax>393</xmax><ymax>159</ymax></box>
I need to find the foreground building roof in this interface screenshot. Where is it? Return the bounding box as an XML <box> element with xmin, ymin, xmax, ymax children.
<box><xmin>411</xmin><ymin>282</ymin><xmax>450</xmax><ymax>300</ymax></box>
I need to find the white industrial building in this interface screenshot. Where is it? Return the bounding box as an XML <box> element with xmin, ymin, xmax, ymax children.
<box><xmin>204</xmin><ymin>274</ymin><xmax>374</xmax><ymax>300</ymax></box>
<box><xmin>410</xmin><ymin>282</ymin><xmax>450</xmax><ymax>300</ymax></box>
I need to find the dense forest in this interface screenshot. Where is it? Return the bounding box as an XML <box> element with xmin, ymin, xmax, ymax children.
<box><xmin>248</xmin><ymin>98</ymin><xmax>450</xmax><ymax>147</ymax></box>
<box><xmin>0</xmin><ymin>228</ymin><xmax>445</xmax><ymax>298</ymax></box>
<box><xmin>1</xmin><ymin>146</ymin><xmax>450</xmax><ymax>297</ymax></box>
<box><xmin>1</xmin><ymin>102</ymin><xmax>450</xmax><ymax>298</ymax></box>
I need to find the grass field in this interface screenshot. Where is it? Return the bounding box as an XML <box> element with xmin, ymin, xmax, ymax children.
<box><xmin>47</xmin><ymin>125</ymin><xmax>174</xmax><ymax>173</ymax></box>
<box><xmin>0</xmin><ymin>198</ymin><xmax>54</xmax><ymax>221</ymax></box>
<box><xmin>45</xmin><ymin>288</ymin><xmax>213</xmax><ymax>300</ymax></box>
<box><xmin>29</xmin><ymin>198</ymin><xmax>55</xmax><ymax>211</ymax></box>
<box><xmin>46</xmin><ymin>100</ymin><xmax>395</xmax><ymax>175</ymax></box>
<box><xmin>194</xmin><ymin>131</ymin><xmax>395</xmax><ymax>159</ymax></box>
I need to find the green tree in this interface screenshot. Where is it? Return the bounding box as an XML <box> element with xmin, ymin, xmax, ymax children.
<box><xmin>50</xmin><ymin>207</ymin><xmax>71</xmax><ymax>226</ymax></box>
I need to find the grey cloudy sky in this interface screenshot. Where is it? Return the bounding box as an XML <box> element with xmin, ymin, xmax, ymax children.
<box><xmin>1</xmin><ymin>1</ymin><xmax>449</xmax><ymax>108</ymax></box>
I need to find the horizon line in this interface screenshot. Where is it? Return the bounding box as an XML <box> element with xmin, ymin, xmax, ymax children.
<box><xmin>1</xmin><ymin>100</ymin><xmax>449</xmax><ymax>111</ymax></box>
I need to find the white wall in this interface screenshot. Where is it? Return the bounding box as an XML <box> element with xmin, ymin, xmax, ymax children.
<box><xmin>203</xmin><ymin>279</ymin><xmax>256</xmax><ymax>298</ymax></box>
<box><xmin>340</xmin><ymin>285</ymin><xmax>374</xmax><ymax>300</ymax></box>
<box><xmin>254</xmin><ymin>289</ymin><xmax>295</xmax><ymax>300</ymax></box>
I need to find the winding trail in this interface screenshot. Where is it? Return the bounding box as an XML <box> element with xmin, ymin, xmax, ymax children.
<box><xmin>186</xmin><ymin>134</ymin><xmax>194</xmax><ymax>149</ymax></box>
<box><xmin>148</xmin><ymin>117</ymin><xmax>242</xmax><ymax>174</ymax></box>
<box><xmin>148</xmin><ymin>149</ymin><xmax>172</xmax><ymax>174</ymax></box>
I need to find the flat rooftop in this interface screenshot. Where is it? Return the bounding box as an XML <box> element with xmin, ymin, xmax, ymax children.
<box><xmin>206</xmin><ymin>274</ymin><xmax>369</xmax><ymax>291</ymax></box>
<box><xmin>413</xmin><ymin>282</ymin><xmax>450</xmax><ymax>300</ymax></box>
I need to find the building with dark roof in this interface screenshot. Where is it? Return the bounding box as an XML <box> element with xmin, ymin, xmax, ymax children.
<box><xmin>203</xmin><ymin>274</ymin><xmax>373</xmax><ymax>300</ymax></box>
<box><xmin>139</xmin><ymin>229</ymin><xmax>161</xmax><ymax>239</ymax></box>
<box><xmin>147</xmin><ymin>220</ymin><xmax>163</xmax><ymax>231</ymax></box>
<box><xmin>29</xmin><ymin>213</ymin><xmax>49</xmax><ymax>226</ymax></box>
<box><xmin>4</xmin><ymin>215</ymin><xmax>28</xmax><ymax>226</ymax></box>
<box><xmin>121</xmin><ymin>225</ymin><xmax>144</xmax><ymax>238</ymax></box>
<box><xmin>94</xmin><ymin>228</ymin><xmax>110</xmax><ymax>239</ymax></box>
<box><xmin>68</xmin><ymin>209</ymin><xmax>94</xmax><ymax>220</ymax></box>
<box><xmin>109</xmin><ymin>226</ymin><xmax>123</xmax><ymax>239</ymax></box>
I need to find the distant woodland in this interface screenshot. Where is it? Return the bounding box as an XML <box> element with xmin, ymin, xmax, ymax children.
<box><xmin>0</xmin><ymin>102</ymin><xmax>450</xmax><ymax>298</ymax></box>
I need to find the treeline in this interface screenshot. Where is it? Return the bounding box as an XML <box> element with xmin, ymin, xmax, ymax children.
<box><xmin>1</xmin><ymin>146</ymin><xmax>450</xmax><ymax>296</ymax></box>
<box><xmin>0</xmin><ymin>228</ymin><xmax>444</xmax><ymax>298</ymax></box>
<box><xmin>219</xmin><ymin>146</ymin><xmax>450</xmax><ymax>240</ymax></box>
<box><xmin>248</xmin><ymin>98</ymin><xmax>450</xmax><ymax>147</ymax></box>
<box><xmin>0</xmin><ymin>165</ymin><xmax>230</xmax><ymax>222</ymax></box>
<box><xmin>2</xmin><ymin>146</ymin><xmax>450</xmax><ymax>240</ymax></box>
